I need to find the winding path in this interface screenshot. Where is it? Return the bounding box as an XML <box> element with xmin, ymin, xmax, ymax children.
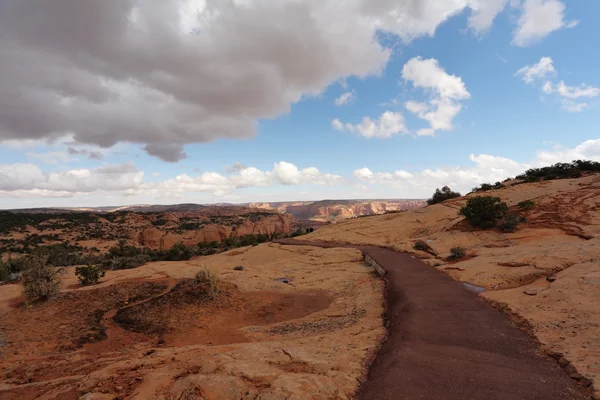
<box><xmin>276</xmin><ymin>239</ymin><xmax>588</xmax><ymax>400</ymax></box>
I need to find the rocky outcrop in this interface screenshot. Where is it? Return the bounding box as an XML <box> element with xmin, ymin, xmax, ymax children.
<box><xmin>250</xmin><ymin>200</ymin><xmax>426</xmax><ymax>221</ymax></box>
<box><xmin>137</xmin><ymin>214</ymin><xmax>293</xmax><ymax>250</ymax></box>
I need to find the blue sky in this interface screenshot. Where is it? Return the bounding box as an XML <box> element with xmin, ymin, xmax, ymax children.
<box><xmin>0</xmin><ymin>0</ymin><xmax>599</xmax><ymax>208</ymax></box>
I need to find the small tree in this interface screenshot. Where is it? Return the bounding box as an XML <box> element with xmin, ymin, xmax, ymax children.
<box><xmin>75</xmin><ymin>265</ymin><xmax>106</xmax><ymax>285</ymax></box>
<box><xmin>21</xmin><ymin>255</ymin><xmax>64</xmax><ymax>302</ymax></box>
<box><xmin>460</xmin><ymin>196</ymin><xmax>508</xmax><ymax>229</ymax></box>
<box><xmin>427</xmin><ymin>186</ymin><xmax>461</xmax><ymax>205</ymax></box>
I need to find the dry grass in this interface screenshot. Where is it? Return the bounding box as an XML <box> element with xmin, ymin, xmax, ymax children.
<box><xmin>194</xmin><ymin>268</ymin><xmax>220</xmax><ymax>300</ymax></box>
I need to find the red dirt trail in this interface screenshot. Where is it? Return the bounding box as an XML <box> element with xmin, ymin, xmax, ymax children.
<box><xmin>277</xmin><ymin>239</ymin><xmax>589</xmax><ymax>400</ymax></box>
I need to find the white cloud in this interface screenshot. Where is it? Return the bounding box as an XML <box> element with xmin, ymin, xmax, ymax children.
<box><xmin>515</xmin><ymin>57</ymin><xmax>556</xmax><ymax>83</ymax></box>
<box><xmin>468</xmin><ymin>0</ymin><xmax>509</xmax><ymax>35</ymax></box>
<box><xmin>560</xmin><ymin>101</ymin><xmax>588</xmax><ymax>113</ymax></box>
<box><xmin>353</xmin><ymin>139</ymin><xmax>600</xmax><ymax>197</ymax></box>
<box><xmin>394</xmin><ymin>170</ymin><xmax>414</xmax><ymax>179</ymax></box>
<box><xmin>535</xmin><ymin>139</ymin><xmax>600</xmax><ymax>165</ymax></box>
<box><xmin>0</xmin><ymin>0</ymin><xmax>519</xmax><ymax>162</ymax></box>
<box><xmin>331</xmin><ymin>119</ymin><xmax>345</xmax><ymax>131</ymax></box>
<box><xmin>231</xmin><ymin>167</ymin><xmax>273</xmax><ymax>188</ymax></box>
<box><xmin>417</xmin><ymin>128</ymin><xmax>436</xmax><ymax>137</ymax></box>
<box><xmin>513</xmin><ymin>0</ymin><xmax>576</xmax><ymax>47</ymax></box>
<box><xmin>555</xmin><ymin>81</ymin><xmax>600</xmax><ymax>99</ymax></box>
<box><xmin>402</xmin><ymin>57</ymin><xmax>470</xmax><ymax>100</ymax></box>
<box><xmin>542</xmin><ymin>81</ymin><xmax>554</xmax><ymax>94</ymax></box>
<box><xmin>26</xmin><ymin>151</ymin><xmax>69</xmax><ymax>165</ymax></box>
<box><xmin>342</xmin><ymin>111</ymin><xmax>408</xmax><ymax>139</ymax></box>
<box><xmin>0</xmin><ymin>160</ymin><xmax>342</xmax><ymax>199</ymax></box>
<box><xmin>0</xmin><ymin>1</ymin><xmax>397</xmax><ymax>161</ymax></box>
<box><xmin>0</xmin><ymin>162</ymin><xmax>143</xmax><ymax>194</ymax></box>
<box><xmin>405</xmin><ymin>101</ymin><xmax>429</xmax><ymax>114</ymax></box>
<box><xmin>335</xmin><ymin>91</ymin><xmax>356</xmax><ymax>106</ymax></box>
<box><xmin>402</xmin><ymin>57</ymin><xmax>470</xmax><ymax>135</ymax></box>
<box><xmin>273</xmin><ymin>162</ymin><xmax>342</xmax><ymax>185</ymax></box>
<box><xmin>517</xmin><ymin>57</ymin><xmax>598</xmax><ymax>112</ymax></box>
<box><xmin>354</xmin><ymin>167</ymin><xmax>413</xmax><ymax>184</ymax></box>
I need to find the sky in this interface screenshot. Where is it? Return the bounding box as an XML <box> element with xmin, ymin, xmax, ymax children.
<box><xmin>0</xmin><ymin>0</ymin><xmax>599</xmax><ymax>208</ymax></box>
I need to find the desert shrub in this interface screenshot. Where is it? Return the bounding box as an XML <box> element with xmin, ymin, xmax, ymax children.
<box><xmin>500</xmin><ymin>214</ymin><xmax>520</xmax><ymax>233</ymax></box>
<box><xmin>234</xmin><ymin>265</ymin><xmax>244</xmax><ymax>271</ymax></box>
<box><xmin>289</xmin><ymin>228</ymin><xmax>307</xmax><ymax>238</ymax></box>
<box><xmin>165</xmin><ymin>242</ymin><xmax>195</xmax><ymax>261</ymax></box>
<box><xmin>108</xmin><ymin>240</ymin><xmax>144</xmax><ymax>258</ymax></box>
<box><xmin>472</xmin><ymin>182</ymin><xmax>505</xmax><ymax>193</ymax></box>
<box><xmin>518</xmin><ymin>200</ymin><xmax>535</xmax><ymax>210</ymax></box>
<box><xmin>414</xmin><ymin>240</ymin><xmax>430</xmax><ymax>252</ymax></box>
<box><xmin>75</xmin><ymin>265</ymin><xmax>106</xmax><ymax>285</ymax></box>
<box><xmin>0</xmin><ymin>260</ymin><xmax>11</xmax><ymax>282</ymax></box>
<box><xmin>515</xmin><ymin>160</ymin><xmax>600</xmax><ymax>183</ymax></box>
<box><xmin>449</xmin><ymin>246</ymin><xmax>466</xmax><ymax>259</ymax></box>
<box><xmin>427</xmin><ymin>186</ymin><xmax>461</xmax><ymax>205</ymax></box>
<box><xmin>194</xmin><ymin>268</ymin><xmax>220</xmax><ymax>300</ymax></box>
<box><xmin>460</xmin><ymin>196</ymin><xmax>508</xmax><ymax>229</ymax></box>
<box><xmin>103</xmin><ymin>254</ymin><xmax>150</xmax><ymax>270</ymax></box>
<box><xmin>21</xmin><ymin>255</ymin><xmax>64</xmax><ymax>302</ymax></box>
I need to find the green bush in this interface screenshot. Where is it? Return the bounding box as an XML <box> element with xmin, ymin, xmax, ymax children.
<box><xmin>75</xmin><ymin>265</ymin><xmax>106</xmax><ymax>285</ymax></box>
<box><xmin>103</xmin><ymin>254</ymin><xmax>150</xmax><ymax>270</ymax></box>
<box><xmin>414</xmin><ymin>240</ymin><xmax>430</xmax><ymax>252</ymax></box>
<box><xmin>518</xmin><ymin>200</ymin><xmax>535</xmax><ymax>210</ymax></box>
<box><xmin>460</xmin><ymin>196</ymin><xmax>508</xmax><ymax>229</ymax></box>
<box><xmin>427</xmin><ymin>186</ymin><xmax>462</xmax><ymax>205</ymax></box>
<box><xmin>516</xmin><ymin>160</ymin><xmax>600</xmax><ymax>182</ymax></box>
<box><xmin>449</xmin><ymin>246</ymin><xmax>466</xmax><ymax>259</ymax></box>
<box><xmin>500</xmin><ymin>214</ymin><xmax>520</xmax><ymax>233</ymax></box>
<box><xmin>0</xmin><ymin>260</ymin><xmax>11</xmax><ymax>282</ymax></box>
<box><xmin>194</xmin><ymin>268</ymin><xmax>220</xmax><ymax>300</ymax></box>
<box><xmin>472</xmin><ymin>182</ymin><xmax>505</xmax><ymax>193</ymax></box>
<box><xmin>21</xmin><ymin>255</ymin><xmax>64</xmax><ymax>302</ymax></box>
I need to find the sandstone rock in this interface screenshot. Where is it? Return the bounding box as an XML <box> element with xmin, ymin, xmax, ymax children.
<box><xmin>523</xmin><ymin>289</ymin><xmax>538</xmax><ymax>296</ymax></box>
<box><xmin>136</xmin><ymin>214</ymin><xmax>292</xmax><ymax>250</ymax></box>
<box><xmin>558</xmin><ymin>357</ymin><xmax>569</xmax><ymax>367</ymax></box>
<box><xmin>79</xmin><ymin>394</ymin><xmax>115</xmax><ymax>400</ymax></box>
<box><xmin>546</xmin><ymin>276</ymin><xmax>557</xmax><ymax>282</ymax></box>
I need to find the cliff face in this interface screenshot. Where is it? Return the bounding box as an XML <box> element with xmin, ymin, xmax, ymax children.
<box><xmin>250</xmin><ymin>199</ymin><xmax>426</xmax><ymax>221</ymax></box>
<box><xmin>137</xmin><ymin>214</ymin><xmax>293</xmax><ymax>250</ymax></box>
<box><xmin>0</xmin><ymin>206</ymin><xmax>294</xmax><ymax>253</ymax></box>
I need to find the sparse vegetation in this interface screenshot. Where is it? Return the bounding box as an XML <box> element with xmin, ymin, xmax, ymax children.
<box><xmin>516</xmin><ymin>160</ymin><xmax>600</xmax><ymax>183</ymax></box>
<box><xmin>427</xmin><ymin>186</ymin><xmax>461</xmax><ymax>205</ymax></box>
<box><xmin>460</xmin><ymin>196</ymin><xmax>508</xmax><ymax>229</ymax></box>
<box><xmin>0</xmin><ymin>259</ymin><xmax>11</xmax><ymax>282</ymax></box>
<box><xmin>472</xmin><ymin>182</ymin><xmax>505</xmax><ymax>193</ymax></box>
<box><xmin>234</xmin><ymin>265</ymin><xmax>244</xmax><ymax>271</ymax></box>
<box><xmin>518</xmin><ymin>200</ymin><xmax>535</xmax><ymax>210</ymax></box>
<box><xmin>449</xmin><ymin>246</ymin><xmax>466</xmax><ymax>260</ymax></box>
<box><xmin>21</xmin><ymin>255</ymin><xmax>64</xmax><ymax>302</ymax></box>
<box><xmin>75</xmin><ymin>265</ymin><xmax>106</xmax><ymax>285</ymax></box>
<box><xmin>194</xmin><ymin>268</ymin><xmax>220</xmax><ymax>300</ymax></box>
<box><xmin>414</xmin><ymin>240</ymin><xmax>431</xmax><ymax>252</ymax></box>
<box><xmin>500</xmin><ymin>214</ymin><xmax>520</xmax><ymax>233</ymax></box>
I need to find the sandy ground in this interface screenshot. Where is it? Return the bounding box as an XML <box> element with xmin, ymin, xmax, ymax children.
<box><xmin>0</xmin><ymin>244</ymin><xmax>385</xmax><ymax>399</ymax></box>
<box><xmin>305</xmin><ymin>174</ymin><xmax>600</xmax><ymax>395</ymax></box>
